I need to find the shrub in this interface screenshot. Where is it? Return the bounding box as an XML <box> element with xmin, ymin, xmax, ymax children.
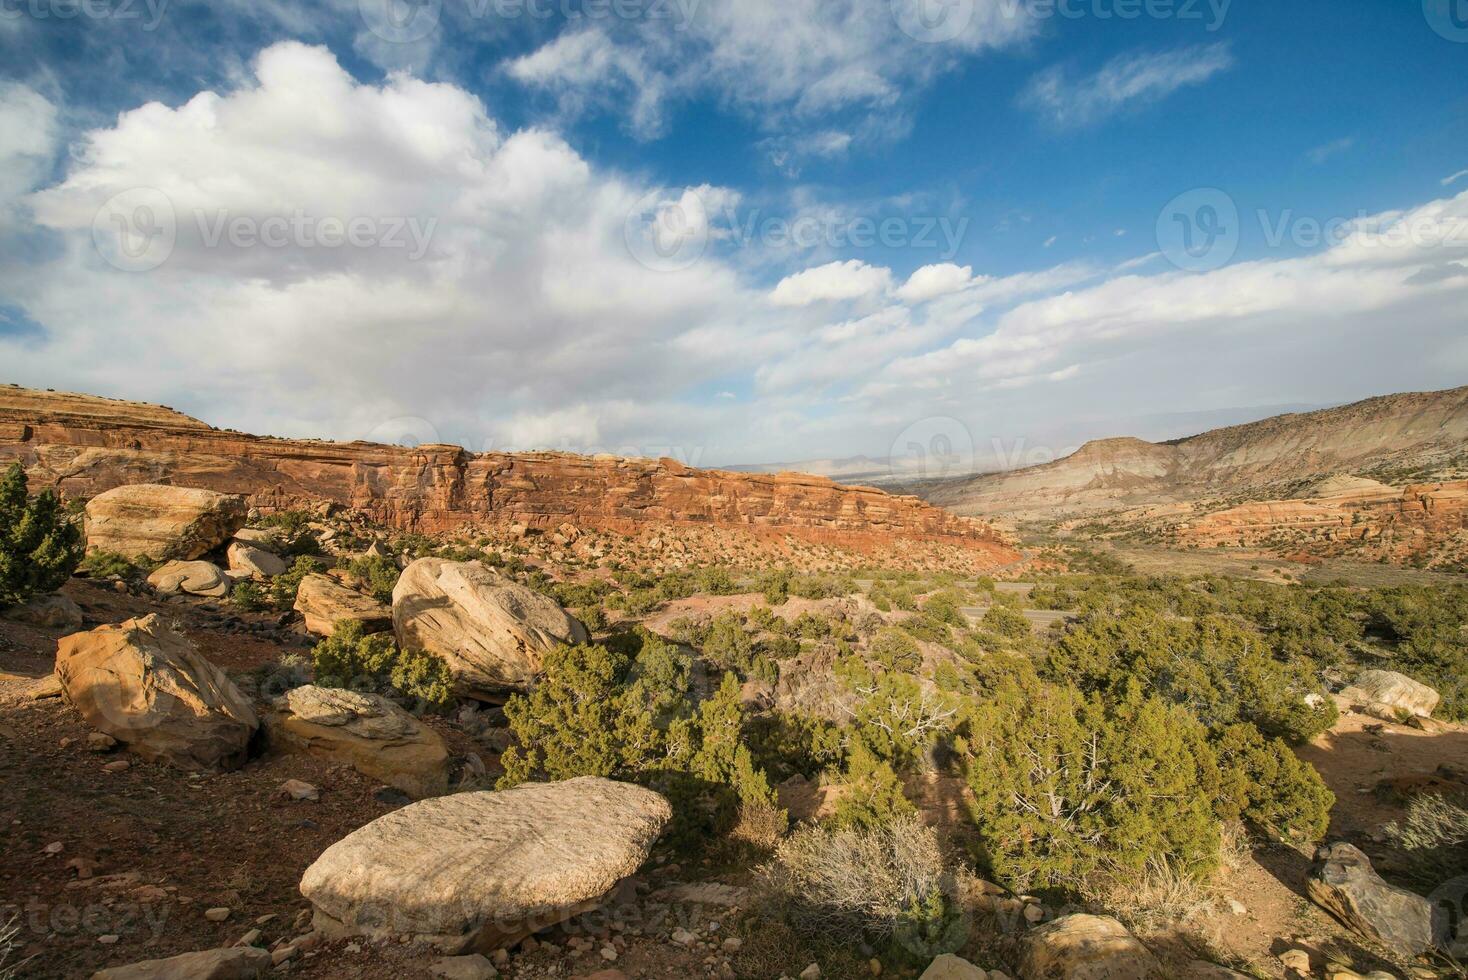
<box><xmin>78</xmin><ymin>549</ymin><xmax>150</xmax><ymax>583</ymax></box>
<box><xmin>762</xmin><ymin>815</ymin><xmax>966</xmax><ymax>959</ymax></box>
<box><xmin>230</xmin><ymin>580</ymin><xmax>266</xmax><ymax>611</ymax></box>
<box><xmin>344</xmin><ymin>555</ymin><xmax>400</xmax><ymax>603</ymax></box>
<box><xmin>312</xmin><ymin>619</ymin><xmax>454</xmax><ymax>712</ymax></box>
<box><xmin>981</xmin><ymin>604</ymin><xmax>1031</xmax><ymax>640</ymax></box>
<box><xmin>869</xmin><ymin>628</ymin><xmax>922</xmax><ymax>673</ymax></box>
<box><xmin>268</xmin><ymin>555</ymin><xmax>324</xmax><ymax>609</ymax></box>
<box><xmin>1213</xmin><ymin>724</ymin><xmax>1333</xmax><ymax>843</ymax></box>
<box><xmin>0</xmin><ymin>463</ymin><xmax>84</xmax><ymax>609</ymax></box>
<box><xmin>1382</xmin><ymin>793</ymin><xmax>1468</xmax><ymax>883</ymax></box>
<box><xmin>963</xmin><ymin>675</ymin><xmax>1221</xmax><ymax>892</ymax></box>
<box><xmin>832</xmin><ymin>738</ymin><xmax>916</xmax><ymax>830</ymax></box>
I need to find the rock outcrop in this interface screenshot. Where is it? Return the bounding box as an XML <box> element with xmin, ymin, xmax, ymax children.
<box><xmin>393</xmin><ymin>558</ymin><xmax>588</xmax><ymax>694</ymax></box>
<box><xmin>1340</xmin><ymin>670</ymin><xmax>1440</xmax><ymax>721</ymax></box>
<box><xmin>293</xmin><ymin>574</ymin><xmax>392</xmax><ymax>636</ymax></box>
<box><xmin>299</xmin><ymin>776</ymin><xmax>671</xmax><ymax>951</ymax></box>
<box><xmin>1018</xmin><ymin>914</ymin><xmax>1161</xmax><ymax>980</ymax></box>
<box><xmin>147</xmin><ymin>560</ymin><xmax>230</xmax><ymax>598</ymax></box>
<box><xmin>1306</xmin><ymin>843</ymin><xmax>1444</xmax><ymax>956</ymax></box>
<box><xmin>0</xmin><ymin>386</ymin><xmax>1014</xmax><ymax>562</ymax></box>
<box><xmin>267</xmin><ymin>685</ymin><xmax>449</xmax><ymax>798</ymax></box>
<box><xmin>55</xmin><ymin>614</ymin><xmax>259</xmax><ymax>770</ymax></box>
<box><xmin>90</xmin><ymin>946</ymin><xmax>272</xmax><ymax>979</ymax></box>
<box><xmin>82</xmin><ymin>483</ymin><xmax>247</xmax><ymax>561</ymax></box>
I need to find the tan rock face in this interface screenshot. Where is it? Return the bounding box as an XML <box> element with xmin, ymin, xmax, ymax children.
<box><xmin>1341</xmin><ymin>670</ymin><xmax>1440</xmax><ymax>720</ymax></box>
<box><xmin>0</xmin><ymin>386</ymin><xmax>1015</xmax><ymax>563</ymax></box>
<box><xmin>299</xmin><ymin>776</ymin><xmax>671</xmax><ymax>951</ymax></box>
<box><xmin>393</xmin><ymin>559</ymin><xmax>588</xmax><ymax>694</ymax></box>
<box><xmin>147</xmin><ymin>560</ymin><xmax>230</xmax><ymax>597</ymax></box>
<box><xmin>267</xmin><ymin>685</ymin><xmax>449</xmax><ymax>798</ymax></box>
<box><xmin>226</xmin><ymin>541</ymin><xmax>286</xmax><ymax>578</ymax></box>
<box><xmin>55</xmin><ymin>614</ymin><xmax>259</xmax><ymax>770</ymax></box>
<box><xmin>1018</xmin><ymin>914</ymin><xmax>1161</xmax><ymax>980</ymax></box>
<box><xmin>84</xmin><ymin>484</ymin><xmax>247</xmax><ymax>561</ymax></box>
<box><xmin>293</xmin><ymin>574</ymin><xmax>392</xmax><ymax>637</ymax></box>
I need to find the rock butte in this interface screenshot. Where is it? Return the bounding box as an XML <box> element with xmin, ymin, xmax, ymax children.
<box><xmin>0</xmin><ymin>385</ymin><xmax>1015</xmax><ymax>564</ymax></box>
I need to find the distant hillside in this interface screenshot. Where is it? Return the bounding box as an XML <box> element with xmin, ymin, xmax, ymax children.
<box><xmin>924</xmin><ymin>386</ymin><xmax>1468</xmax><ymax>519</ymax></box>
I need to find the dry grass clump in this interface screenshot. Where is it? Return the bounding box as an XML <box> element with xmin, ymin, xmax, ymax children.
<box><xmin>759</xmin><ymin>814</ymin><xmax>965</xmax><ymax>952</ymax></box>
<box><xmin>0</xmin><ymin>914</ymin><xmax>31</xmax><ymax>980</ymax></box>
<box><xmin>731</xmin><ymin>800</ymin><xmax>790</xmax><ymax>852</ymax></box>
<box><xmin>1383</xmin><ymin>793</ymin><xmax>1468</xmax><ymax>882</ymax></box>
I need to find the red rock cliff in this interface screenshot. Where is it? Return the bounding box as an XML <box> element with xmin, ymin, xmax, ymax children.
<box><xmin>0</xmin><ymin>386</ymin><xmax>1016</xmax><ymax>563</ymax></box>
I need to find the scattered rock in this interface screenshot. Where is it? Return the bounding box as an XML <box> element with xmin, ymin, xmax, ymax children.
<box><xmin>205</xmin><ymin>907</ymin><xmax>232</xmax><ymax>922</ymax></box>
<box><xmin>102</xmin><ymin>759</ymin><xmax>131</xmax><ymax>773</ymax></box>
<box><xmin>30</xmin><ymin>674</ymin><xmax>64</xmax><ymax>700</ymax></box>
<box><xmin>84</xmin><ymin>484</ymin><xmax>247</xmax><ymax>561</ymax></box>
<box><xmin>3</xmin><ymin>592</ymin><xmax>83</xmax><ymax>630</ymax></box>
<box><xmin>428</xmin><ymin>955</ymin><xmax>498</xmax><ymax>980</ymax></box>
<box><xmin>920</xmin><ymin>954</ymin><xmax>988</xmax><ymax>979</ymax></box>
<box><xmin>1018</xmin><ymin>914</ymin><xmax>1161</xmax><ymax>980</ymax></box>
<box><xmin>292</xmin><ymin>574</ymin><xmax>392</xmax><ymax>637</ymax></box>
<box><xmin>799</xmin><ymin>964</ymin><xmax>822</xmax><ymax>980</ymax></box>
<box><xmin>86</xmin><ymin>732</ymin><xmax>117</xmax><ymax>752</ymax></box>
<box><xmin>1278</xmin><ymin>949</ymin><xmax>1311</xmax><ymax>975</ymax></box>
<box><xmin>266</xmin><ymin>685</ymin><xmax>449</xmax><ymax>799</ymax></box>
<box><xmin>226</xmin><ymin>542</ymin><xmax>286</xmax><ymax>579</ymax></box>
<box><xmin>1308</xmin><ymin>843</ymin><xmax>1445</xmax><ymax>956</ymax></box>
<box><xmin>232</xmin><ymin>528</ymin><xmax>281</xmax><ymax>550</ymax></box>
<box><xmin>1343</xmin><ymin>670</ymin><xmax>1441</xmax><ymax>721</ymax></box>
<box><xmin>299</xmin><ymin>777</ymin><xmax>670</xmax><ymax>951</ymax></box>
<box><xmin>276</xmin><ymin>779</ymin><xmax>320</xmax><ymax>802</ymax></box>
<box><xmin>148</xmin><ymin>560</ymin><xmax>231</xmax><ymax>598</ymax></box>
<box><xmin>56</xmin><ymin>614</ymin><xmax>259</xmax><ymax>770</ymax></box>
<box><xmin>392</xmin><ymin>558</ymin><xmax>588</xmax><ymax>695</ymax></box>
<box><xmin>88</xmin><ymin>947</ymin><xmax>271</xmax><ymax>979</ymax></box>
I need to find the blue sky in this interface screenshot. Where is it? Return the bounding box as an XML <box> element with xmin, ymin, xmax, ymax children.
<box><xmin>1</xmin><ymin>0</ymin><xmax>1466</xmax><ymax>473</ymax></box>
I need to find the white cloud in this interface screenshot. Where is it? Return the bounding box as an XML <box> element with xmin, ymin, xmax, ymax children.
<box><xmin>895</xmin><ymin>263</ymin><xmax>974</xmax><ymax>303</ymax></box>
<box><xmin>1444</xmin><ymin>169</ymin><xmax>1468</xmax><ymax>187</ymax></box>
<box><xmin>1308</xmin><ymin>137</ymin><xmax>1355</xmax><ymax>165</ymax></box>
<box><xmin>504</xmin><ymin>0</ymin><xmax>1036</xmax><ymax>146</ymax></box>
<box><xmin>1021</xmin><ymin>44</ymin><xmax>1234</xmax><ymax>127</ymax></box>
<box><xmin>0</xmin><ymin>83</ymin><xmax>58</xmax><ymax>227</ymax></box>
<box><xmin>770</xmin><ymin>259</ymin><xmax>893</xmax><ymax>307</ymax></box>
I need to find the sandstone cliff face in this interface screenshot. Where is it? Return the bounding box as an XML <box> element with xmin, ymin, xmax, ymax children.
<box><xmin>928</xmin><ymin>386</ymin><xmax>1468</xmax><ymax>519</ymax></box>
<box><xmin>0</xmin><ymin>386</ymin><xmax>1015</xmax><ymax>563</ymax></box>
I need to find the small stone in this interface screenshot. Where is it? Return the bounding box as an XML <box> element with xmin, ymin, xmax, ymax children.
<box><xmin>491</xmin><ymin>948</ymin><xmax>510</xmax><ymax>967</ymax></box>
<box><xmin>87</xmin><ymin>732</ymin><xmax>118</xmax><ymax>752</ymax></box>
<box><xmin>205</xmin><ymin>907</ymin><xmax>232</xmax><ymax>922</ymax></box>
<box><xmin>42</xmin><ymin>841</ymin><xmax>63</xmax><ymax>855</ymax></box>
<box><xmin>1226</xmin><ymin>898</ymin><xmax>1247</xmax><ymax>915</ymax></box>
<box><xmin>102</xmin><ymin>759</ymin><xmax>130</xmax><ymax>773</ymax></box>
<box><xmin>428</xmin><ymin>953</ymin><xmax>498</xmax><ymax>979</ymax></box>
<box><xmin>277</xmin><ymin>779</ymin><xmax>320</xmax><ymax>802</ymax></box>
<box><xmin>271</xmin><ymin>944</ymin><xmax>297</xmax><ymax>965</ymax></box>
<box><xmin>672</xmin><ymin>928</ymin><xmax>697</xmax><ymax>946</ymax></box>
<box><xmin>869</xmin><ymin>959</ymin><xmax>883</xmax><ymax>975</ymax></box>
<box><xmin>1280</xmin><ymin>948</ymin><xmax>1312</xmax><ymax>974</ymax></box>
<box><xmin>236</xmin><ymin>928</ymin><xmax>262</xmax><ymax>946</ymax></box>
<box><xmin>721</xmin><ymin>938</ymin><xmax>743</xmax><ymax>953</ymax></box>
<box><xmin>98</xmin><ymin>934</ymin><xmax>120</xmax><ymax>945</ymax></box>
<box><xmin>1023</xmin><ymin>903</ymin><xmax>1044</xmax><ymax>923</ymax></box>
<box><xmin>800</xmin><ymin>964</ymin><xmax>822</xmax><ymax>980</ymax></box>
<box><xmin>600</xmin><ymin>945</ymin><xmax>618</xmax><ymax>962</ymax></box>
<box><xmin>255</xmin><ymin>913</ymin><xmax>278</xmax><ymax>925</ymax></box>
<box><xmin>66</xmin><ymin>857</ymin><xmax>95</xmax><ymax>879</ymax></box>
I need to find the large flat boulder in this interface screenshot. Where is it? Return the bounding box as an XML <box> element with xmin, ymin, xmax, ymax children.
<box><xmin>85</xmin><ymin>485</ymin><xmax>247</xmax><ymax>561</ymax></box>
<box><xmin>267</xmin><ymin>685</ymin><xmax>449</xmax><ymax>798</ymax></box>
<box><xmin>392</xmin><ymin>559</ymin><xmax>588</xmax><ymax>694</ymax></box>
<box><xmin>55</xmin><ymin>614</ymin><xmax>259</xmax><ymax>770</ymax></box>
<box><xmin>1019</xmin><ymin>914</ymin><xmax>1161</xmax><ymax>980</ymax></box>
<box><xmin>1307</xmin><ymin>842</ymin><xmax>1445</xmax><ymax>956</ymax></box>
<box><xmin>91</xmin><ymin>947</ymin><xmax>271</xmax><ymax>979</ymax></box>
<box><xmin>1342</xmin><ymin>670</ymin><xmax>1440</xmax><ymax>721</ymax></box>
<box><xmin>227</xmin><ymin>541</ymin><xmax>286</xmax><ymax>578</ymax></box>
<box><xmin>299</xmin><ymin>776</ymin><xmax>670</xmax><ymax>951</ymax></box>
<box><xmin>148</xmin><ymin>560</ymin><xmax>230</xmax><ymax>598</ymax></box>
<box><xmin>294</xmin><ymin>574</ymin><xmax>392</xmax><ymax>637</ymax></box>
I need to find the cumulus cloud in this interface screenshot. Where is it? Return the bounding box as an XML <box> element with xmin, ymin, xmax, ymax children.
<box><xmin>895</xmin><ymin>263</ymin><xmax>974</xmax><ymax>303</ymax></box>
<box><xmin>1021</xmin><ymin>44</ymin><xmax>1234</xmax><ymax>127</ymax></box>
<box><xmin>770</xmin><ymin>259</ymin><xmax>893</xmax><ymax>306</ymax></box>
<box><xmin>0</xmin><ymin>82</ymin><xmax>58</xmax><ymax>226</ymax></box>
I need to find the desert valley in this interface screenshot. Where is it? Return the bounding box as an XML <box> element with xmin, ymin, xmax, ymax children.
<box><xmin>1</xmin><ymin>382</ymin><xmax>1466</xmax><ymax>980</ymax></box>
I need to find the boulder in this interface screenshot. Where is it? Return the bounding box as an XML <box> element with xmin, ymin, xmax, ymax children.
<box><xmin>1307</xmin><ymin>842</ymin><xmax>1445</xmax><ymax>956</ymax></box>
<box><xmin>1019</xmin><ymin>914</ymin><xmax>1161</xmax><ymax>980</ymax></box>
<box><xmin>148</xmin><ymin>560</ymin><xmax>230</xmax><ymax>598</ymax></box>
<box><xmin>299</xmin><ymin>776</ymin><xmax>670</xmax><ymax>951</ymax></box>
<box><xmin>55</xmin><ymin>615</ymin><xmax>259</xmax><ymax>770</ymax></box>
<box><xmin>3</xmin><ymin>592</ymin><xmax>83</xmax><ymax>630</ymax></box>
<box><xmin>293</xmin><ymin>574</ymin><xmax>392</xmax><ymax>637</ymax></box>
<box><xmin>392</xmin><ymin>559</ymin><xmax>588</xmax><ymax>694</ymax></box>
<box><xmin>84</xmin><ymin>484</ymin><xmax>247</xmax><ymax>561</ymax></box>
<box><xmin>267</xmin><ymin>685</ymin><xmax>449</xmax><ymax>799</ymax></box>
<box><xmin>226</xmin><ymin>542</ymin><xmax>286</xmax><ymax>578</ymax></box>
<box><xmin>920</xmin><ymin>954</ymin><xmax>988</xmax><ymax>979</ymax></box>
<box><xmin>1342</xmin><ymin>670</ymin><xmax>1440</xmax><ymax>720</ymax></box>
<box><xmin>91</xmin><ymin>947</ymin><xmax>272</xmax><ymax>979</ymax></box>
<box><xmin>233</xmin><ymin>527</ymin><xmax>281</xmax><ymax>550</ymax></box>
